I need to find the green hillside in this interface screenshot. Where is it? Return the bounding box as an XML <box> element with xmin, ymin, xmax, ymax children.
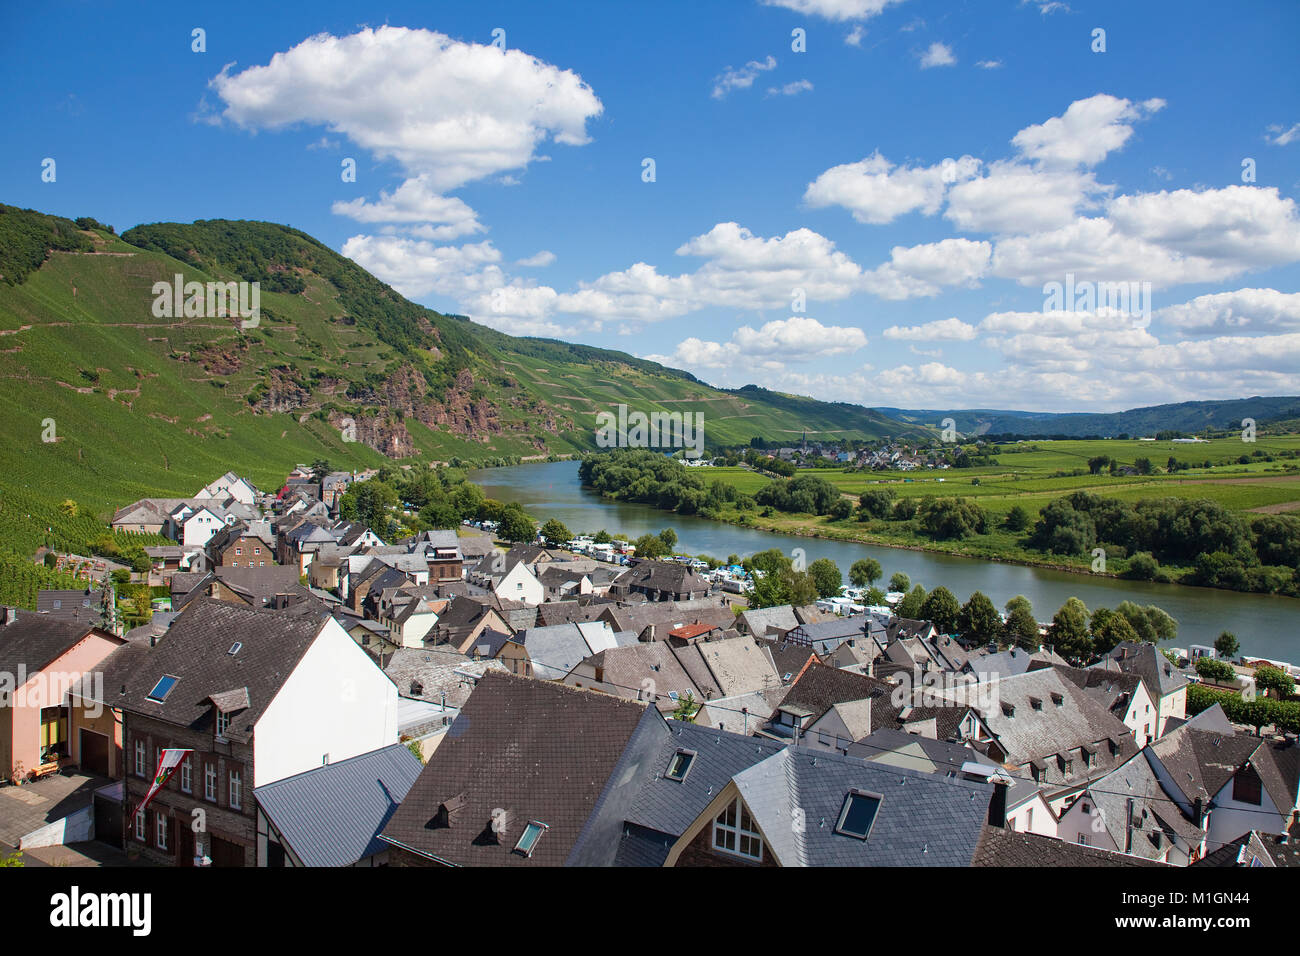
<box><xmin>0</xmin><ymin>203</ymin><xmax>930</xmax><ymax>562</ymax></box>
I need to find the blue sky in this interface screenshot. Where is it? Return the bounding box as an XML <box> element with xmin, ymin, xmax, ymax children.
<box><xmin>3</xmin><ymin>0</ymin><xmax>1299</xmax><ymax>413</ymax></box>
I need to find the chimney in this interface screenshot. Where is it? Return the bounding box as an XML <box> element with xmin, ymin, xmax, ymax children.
<box><xmin>987</xmin><ymin>779</ymin><xmax>1009</xmax><ymax>828</ymax></box>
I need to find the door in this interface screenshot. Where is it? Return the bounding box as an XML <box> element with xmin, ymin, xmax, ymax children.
<box><xmin>80</xmin><ymin>730</ymin><xmax>109</xmax><ymax>776</ymax></box>
<box><xmin>178</xmin><ymin>826</ymin><xmax>195</xmax><ymax>867</ymax></box>
<box><xmin>210</xmin><ymin>835</ymin><xmax>247</xmax><ymax>867</ymax></box>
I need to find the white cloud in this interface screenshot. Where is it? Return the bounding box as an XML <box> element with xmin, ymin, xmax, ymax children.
<box><xmin>646</xmin><ymin>316</ymin><xmax>868</xmax><ymax>372</ymax></box>
<box><xmin>211</xmin><ymin>27</ymin><xmax>602</xmax><ymax>193</ymax></box>
<box><xmin>760</xmin><ymin>0</ymin><xmax>906</xmax><ymax>21</ymax></box>
<box><xmin>332</xmin><ymin>176</ymin><xmax>484</xmax><ymax>238</ymax></box>
<box><xmin>1011</xmin><ymin>94</ymin><xmax>1164</xmax><ymax>168</ymax></box>
<box><xmin>863</xmin><ymin>238</ymin><xmax>991</xmax><ymax>299</ymax></box>
<box><xmin>804</xmin><ymin>152</ymin><xmax>980</xmax><ymax>224</ymax></box>
<box><xmin>711</xmin><ymin>55</ymin><xmax>777</xmax><ymax>99</ymax></box>
<box><xmin>768</xmin><ymin>80</ymin><xmax>814</xmax><ymax>96</ymax></box>
<box><xmin>845</xmin><ymin>25</ymin><xmax>866</xmax><ymax>46</ymax></box>
<box><xmin>1158</xmin><ymin>288</ymin><xmax>1300</xmax><ymax>335</ymax></box>
<box><xmin>945</xmin><ymin>161</ymin><xmax>1107</xmax><ymax>234</ymax></box>
<box><xmin>340</xmin><ymin>234</ymin><xmax>503</xmax><ymax>300</ymax></box>
<box><xmin>517</xmin><ymin>250</ymin><xmax>557</xmax><ymax>268</ymax></box>
<box><xmin>975</xmin><ymin>59</ymin><xmax>1003</xmax><ymax>69</ymax></box>
<box><xmin>918</xmin><ymin>42</ymin><xmax>956</xmax><ymax>68</ymax></box>
<box><xmin>883</xmin><ymin>317</ymin><xmax>978</xmax><ymax>340</ymax></box>
<box><xmin>1266</xmin><ymin>122</ymin><xmax>1300</xmax><ymax>146</ymax></box>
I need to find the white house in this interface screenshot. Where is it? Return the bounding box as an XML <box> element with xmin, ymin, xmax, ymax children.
<box><xmin>197</xmin><ymin>472</ymin><xmax>259</xmax><ymax>508</ymax></box>
<box><xmin>181</xmin><ymin>504</ymin><xmax>234</xmax><ymax>547</ymax></box>
<box><xmin>494</xmin><ymin>561</ymin><xmax>544</xmax><ymax>605</ymax></box>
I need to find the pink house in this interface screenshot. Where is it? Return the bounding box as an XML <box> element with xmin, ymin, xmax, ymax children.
<box><xmin>0</xmin><ymin>607</ymin><xmax>125</xmax><ymax>782</ymax></box>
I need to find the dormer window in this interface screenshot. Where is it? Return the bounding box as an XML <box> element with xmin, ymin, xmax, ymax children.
<box><xmin>665</xmin><ymin>750</ymin><xmax>695</xmax><ymax>782</ymax></box>
<box><xmin>1029</xmin><ymin>697</ymin><xmax>1042</xmax><ymax>711</ymax></box>
<box><xmin>216</xmin><ymin>710</ymin><xmax>231</xmax><ymax>737</ymax></box>
<box><xmin>1051</xmin><ymin>693</ymin><xmax>1064</xmax><ymax>707</ymax></box>
<box><xmin>713</xmin><ymin>796</ymin><xmax>763</xmax><ymax>861</ymax></box>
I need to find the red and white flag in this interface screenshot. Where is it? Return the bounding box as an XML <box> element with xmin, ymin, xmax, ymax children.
<box><xmin>132</xmin><ymin>748</ymin><xmax>192</xmax><ymax>819</ymax></box>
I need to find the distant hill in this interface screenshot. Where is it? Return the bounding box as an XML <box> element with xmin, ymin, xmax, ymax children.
<box><xmin>0</xmin><ymin>204</ymin><xmax>931</xmax><ymax>532</ymax></box>
<box><xmin>879</xmin><ymin>398</ymin><xmax>1300</xmax><ymax>438</ymax></box>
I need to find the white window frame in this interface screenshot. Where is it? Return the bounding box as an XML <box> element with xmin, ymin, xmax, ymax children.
<box><xmin>204</xmin><ymin>763</ymin><xmax>217</xmax><ymax>802</ymax></box>
<box><xmin>156</xmin><ymin>812</ymin><xmax>169</xmax><ymax>851</ymax></box>
<box><xmin>229</xmin><ymin>769</ymin><xmax>242</xmax><ymax>810</ymax></box>
<box><xmin>134</xmin><ymin>739</ymin><xmax>146</xmax><ymax>777</ymax></box>
<box><xmin>712</xmin><ymin>796</ymin><xmax>764</xmax><ymax>862</ymax></box>
<box><xmin>180</xmin><ymin>758</ymin><xmax>192</xmax><ymax>794</ymax></box>
<box><xmin>216</xmin><ymin>710</ymin><xmax>230</xmax><ymax>738</ymax></box>
<box><xmin>134</xmin><ymin>808</ymin><xmax>146</xmax><ymax>841</ymax></box>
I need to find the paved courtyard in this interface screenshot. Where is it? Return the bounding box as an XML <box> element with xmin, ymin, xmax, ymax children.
<box><xmin>0</xmin><ymin>770</ymin><xmax>111</xmax><ymax>847</ymax></box>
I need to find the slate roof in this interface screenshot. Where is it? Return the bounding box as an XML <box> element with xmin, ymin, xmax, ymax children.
<box><xmin>535</xmin><ymin>601</ymin><xmax>607</xmax><ymax>628</ymax></box>
<box><xmin>970</xmin><ymin>668</ymin><xmax>1139</xmax><ymax>778</ymax></box>
<box><xmin>671</xmin><ymin>636</ymin><xmax>782</xmax><ymax>700</ymax></box>
<box><xmin>760</xmin><ymin>637</ymin><xmax>818</xmax><ymax>684</ymax></box>
<box><xmin>728</xmin><ymin>746</ymin><xmax>993</xmax><ymax>866</ymax></box>
<box><xmin>1196</xmin><ymin>828</ymin><xmax>1300</xmax><ymax>867</ymax></box>
<box><xmin>522</xmin><ymin>621</ymin><xmax>621</xmax><ymax>680</ymax></box>
<box><xmin>379</xmin><ymin>672</ymin><xmax>655</xmax><ymax>866</ymax></box>
<box><xmin>213</xmin><ymin>565</ymin><xmax>312</xmax><ymax>607</ymax></box>
<box><xmin>615</xmin><ymin>722</ymin><xmax>786</xmax><ymax>865</ymax></box>
<box><xmin>1052</xmin><ymin>664</ymin><xmax>1146</xmax><ymax>720</ymax></box>
<box><xmin>614</xmin><ymin>560</ymin><xmax>710</xmax><ymax>596</ymax></box>
<box><xmin>574</xmin><ymin>642</ymin><xmax>699</xmax><ymax>710</ymax></box>
<box><xmin>1093</xmin><ymin>641</ymin><xmax>1188</xmax><ymax>700</ymax></box>
<box><xmin>113</xmin><ymin>600</ymin><xmax>328</xmax><ymax>741</ymax></box>
<box><xmin>784</xmin><ymin>616</ymin><xmax>873</xmax><ymax>655</ymax></box>
<box><xmin>737</xmin><ymin>605</ymin><xmax>799</xmax><ymax>639</ymax></box>
<box><xmin>255</xmin><ymin>743</ymin><xmax>424</xmax><ymax>867</ymax></box>
<box><xmin>693</xmin><ymin>689</ymin><xmax>788</xmax><ymax>733</ymax></box>
<box><xmin>971</xmin><ymin>825</ymin><xmax>1168</xmax><ymax>867</ymax></box>
<box><xmin>1083</xmin><ymin>751</ymin><xmax>1204</xmax><ymax>860</ymax></box>
<box><xmin>1148</xmin><ymin>724</ymin><xmax>1295</xmax><ymax>815</ymax></box>
<box><xmin>0</xmin><ymin>609</ymin><xmax>117</xmax><ymax>678</ymax></box>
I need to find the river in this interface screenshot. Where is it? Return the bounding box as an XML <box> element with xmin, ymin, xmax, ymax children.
<box><xmin>468</xmin><ymin>460</ymin><xmax>1298</xmax><ymax>662</ymax></box>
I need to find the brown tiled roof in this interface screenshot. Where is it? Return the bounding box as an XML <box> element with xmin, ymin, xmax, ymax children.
<box><xmin>0</xmin><ymin>609</ymin><xmax>117</xmax><ymax>677</ymax></box>
<box><xmin>971</xmin><ymin>825</ymin><xmax>1168</xmax><ymax>867</ymax></box>
<box><xmin>380</xmin><ymin>671</ymin><xmax>653</xmax><ymax>866</ymax></box>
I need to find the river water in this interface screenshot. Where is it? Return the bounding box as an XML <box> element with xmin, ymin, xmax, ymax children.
<box><xmin>468</xmin><ymin>460</ymin><xmax>1298</xmax><ymax>662</ymax></box>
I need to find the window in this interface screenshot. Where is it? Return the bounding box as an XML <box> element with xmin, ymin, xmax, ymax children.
<box><xmin>204</xmin><ymin>763</ymin><xmax>216</xmax><ymax>801</ymax></box>
<box><xmin>156</xmin><ymin>813</ymin><xmax>169</xmax><ymax>851</ymax></box>
<box><xmin>1077</xmin><ymin>832</ymin><xmax>1090</xmax><ymax>846</ymax></box>
<box><xmin>134</xmin><ymin>808</ymin><xmax>146</xmax><ymax>841</ymax></box>
<box><xmin>665</xmin><ymin>750</ymin><xmax>695</xmax><ymax>782</ymax></box>
<box><xmin>514</xmin><ymin>821</ymin><xmax>548</xmax><ymax>857</ymax></box>
<box><xmin>146</xmin><ymin>675</ymin><xmax>179</xmax><ymax>703</ymax></box>
<box><xmin>134</xmin><ymin>739</ymin><xmax>146</xmax><ymax>777</ymax></box>
<box><xmin>229</xmin><ymin>769</ymin><xmax>242</xmax><ymax>810</ymax></box>
<box><xmin>235</xmin><ymin>547</ymin><xmax>242</xmax><ymax>555</ymax></box>
<box><xmin>216</xmin><ymin>710</ymin><xmax>231</xmax><ymax>738</ymax></box>
<box><xmin>713</xmin><ymin>796</ymin><xmax>764</xmax><ymax>861</ymax></box>
<box><xmin>835</xmin><ymin>790</ymin><xmax>883</xmax><ymax>840</ymax></box>
<box><xmin>180</xmin><ymin>758</ymin><xmax>192</xmax><ymax>793</ymax></box>
<box><xmin>1026</xmin><ymin>807</ymin><xmax>1033</xmax><ymax>831</ymax></box>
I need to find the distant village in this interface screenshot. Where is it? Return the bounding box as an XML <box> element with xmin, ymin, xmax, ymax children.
<box><xmin>0</xmin><ymin>464</ymin><xmax>1295</xmax><ymax>870</ymax></box>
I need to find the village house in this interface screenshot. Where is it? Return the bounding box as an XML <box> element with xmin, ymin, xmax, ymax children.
<box><xmin>0</xmin><ymin>608</ymin><xmax>126</xmax><ymax>782</ymax></box>
<box><xmin>116</xmin><ymin>600</ymin><xmax>398</xmax><ymax>866</ymax></box>
<box><xmin>610</xmin><ymin>561</ymin><xmax>711</xmax><ymax>602</ymax></box>
<box><xmin>1090</xmin><ymin>642</ymin><xmax>1188</xmax><ymax>736</ymax></box>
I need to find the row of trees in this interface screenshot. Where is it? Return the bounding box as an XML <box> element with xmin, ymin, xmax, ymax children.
<box><xmin>1186</xmin><ymin>684</ymin><xmax>1300</xmax><ymax>735</ymax></box>
<box><xmin>337</xmin><ymin>465</ymin><xmax>539</xmax><ymax>542</ymax></box>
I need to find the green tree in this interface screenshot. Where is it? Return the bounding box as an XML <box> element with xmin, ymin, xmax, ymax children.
<box><xmin>672</xmin><ymin>691</ymin><xmax>700</xmax><ymax>721</ymax></box>
<box><xmin>658</xmin><ymin>528</ymin><xmax>678</xmax><ymax>553</ymax></box>
<box><xmin>1214</xmin><ymin>631</ymin><xmax>1240</xmax><ymax>659</ymax></box>
<box><xmin>888</xmin><ymin>572</ymin><xmax>911</xmax><ymax>593</ymax></box>
<box><xmin>1004</xmin><ymin>505</ymin><xmax>1031</xmax><ymax>532</ymax></box>
<box><xmin>406</xmin><ymin>739</ymin><xmax>425</xmax><ymax>764</ymax></box>
<box><xmin>1254</xmin><ymin>665</ymin><xmax>1295</xmax><ymax>699</ymax></box>
<box><xmin>849</xmin><ymin>558</ymin><xmax>882</xmax><ymax>588</ymax></box>
<box><xmin>540</xmin><ymin>519</ymin><xmax>572</xmax><ymax>548</ymax></box>
<box><xmin>497</xmin><ymin>504</ymin><xmax>537</xmax><ymax>543</ymax></box>
<box><xmin>632</xmin><ymin>533</ymin><xmax>669</xmax><ymax>560</ymax></box>
<box><xmin>1089</xmin><ymin>607</ymin><xmax>1139</xmax><ymax>655</ymax></box>
<box><xmin>1049</xmin><ymin>597</ymin><xmax>1092</xmax><ymax>663</ymax></box>
<box><xmin>896</xmin><ymin>584</ymin><xmax>927</xmax><ymax>619</ymax></box>
<box><xmin>593</xmin><ymin>529</ymin><xmax>612</xmax><ymax>544</ymax></box>
<box><xmin>1004</xmin><ymin>601</ymin><xmax>1041</xmax><ymax>649</ymax></box>
<box><xmin>1195</xmin><ymin>658</ymin><xmax>1236</xmax><ymax>683</ymax></box>
<box><xmin>957</xmin><ymin>591</ymin><xmax>1001</xmax><ymax>645</ymax></box>
<box><xmin>863</xmin><ymin>586</ymin><xmax>886</xmax><ymax>605</ymax></box>
<box><xmin>920</xmin><ymin>586</ymin><xmax>960</xmax><ymax>634</ymax></box>
<box><xmin>808</xmin><ymin>558</ymin><xmax>843</xmax><ymax>598</ymax></box>
<box><xmin>1114</xmin><ymin>601</ymin><xmax>1177</xmax><ymax>643</ymax></box>
<box><xmin>1124</xmin><ymin>552</ymin><xmax>1160</xmax><ymax>581</ymax></box>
